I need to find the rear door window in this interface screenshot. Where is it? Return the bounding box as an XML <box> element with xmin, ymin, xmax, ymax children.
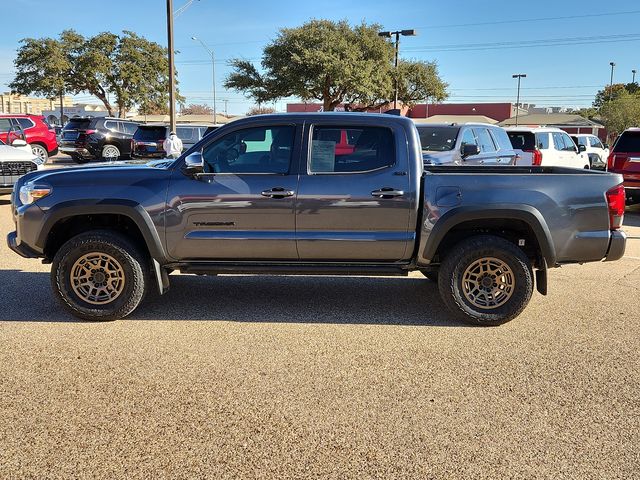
<box><xmin>309</xmin><ymin>125</ymin><xmax>395</xmax><ymax>173</ymax></box>
<box><xmin>613</xmin><ymin>132</ymin><xmax>640</xmax><ymax>152</ymax></box>
<box><xmin>474</xmin><ymin>128</ymin><xmax>497</xmax><ymax>153</ymax></box>
<box><xmin>0</xmin><ymin>118</ymin><xmax>12</xmax><ymax>132</ymax></box>
<box><xmin>535</xmin><ymin>133</ymin><xmax>550</xmax><ymax>149</ymax></box>
<box><xmin>16</xmin><ymin>118</ymin><xmax>35</xmax><ymax>130</ymax></box>
<box><xmin>589</xmin><ymin>137</ymin><xmax>603</xmax><ymax>148</ymax></box>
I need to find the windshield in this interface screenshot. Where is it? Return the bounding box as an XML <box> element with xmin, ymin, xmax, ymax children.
<box><xmin>418</xmin><ymin>126</ymin><xmax>459</xmax><ymax>152</ymax></box>
<box><xmin>614</xmin><ymin>131</ymin><xmax>640</xmax><ymax>152</ymax></box>
<box><xmin>64</xmin><ymin>119</ymin><xmax>91</xmax><ymax>131</ymax></box>
<box><xmin>134</xmin><ymin>127</ymin><xmax>166</xmax><ymax>141</ymax></box>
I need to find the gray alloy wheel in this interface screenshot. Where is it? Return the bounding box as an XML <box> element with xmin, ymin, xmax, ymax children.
<box><xmin>102</xmin><ymin>145</ymin><xmax>121</xmax><ymax>161</ymax></box>
<box><xmin>31</xmin><ymin>144</ymin><xmax>49</xmax><ymax>162</ymax></box>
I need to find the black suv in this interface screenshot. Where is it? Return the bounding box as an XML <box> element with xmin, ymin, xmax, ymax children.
<box><xmin>59</xmin><ymin>117</ymin><xmax>139</xmax><ymax>163</ymax></box>
<box><xmin>132</xmin><ymin>124</ymin><xmax>213</xmax><ymax>158</ymax></box>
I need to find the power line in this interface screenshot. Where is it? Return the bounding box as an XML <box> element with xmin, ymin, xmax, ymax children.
<box><xmin>415</xmin><ymin>9</ymin><xmax>640</xmax><ymax>29</ymax></box>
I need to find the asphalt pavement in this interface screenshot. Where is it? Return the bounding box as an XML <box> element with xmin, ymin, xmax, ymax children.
<box><xmin>0</xmin><ymin>198</ymin><xmax>639</xmax><ymax>479</ymax></box>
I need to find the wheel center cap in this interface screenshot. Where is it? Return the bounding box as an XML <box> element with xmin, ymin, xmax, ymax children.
<box><xmin>481</xmin><ymin>276</ymin><xmax>493</xmax><ymax>288</ymax></box>
<box><xmin>93</xmin><ymin>271</ymin><xmax>106</xmax><ymax>283</ymax></box>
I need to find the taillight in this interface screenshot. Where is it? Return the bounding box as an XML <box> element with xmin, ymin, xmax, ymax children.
<box><xmin>84</xmin><ymin>129</ymin><xmax>97</xmax><ymax>135</ymax></box>
<box><xmin>605</xmin><ymin>184</ymin><xmax>625</xmax><ymax>230</ymax></box>
<box><xmin>531</xmin><ymin>149</ymin><xmax>542</xmax><ymax>166</ymax></box>
<box><xmin>607</xmin><ymin>153</ymin><xmax>615</xmax><ymax>171</ymax></box>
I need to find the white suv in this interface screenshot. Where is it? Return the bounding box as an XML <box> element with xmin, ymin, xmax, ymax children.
<box><xmin>506</xmin><ymin>127</ymin><xmax>590</xmax><ymax>169</ymax></box>
<box><xmin>571</xmin><ymin>134</ymin><xmax>609</xmax><ymax>170</ymax></box>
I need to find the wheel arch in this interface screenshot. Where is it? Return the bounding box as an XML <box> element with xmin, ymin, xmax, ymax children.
<box><xmin>421</xmin><ymin>205</ymin><xmax>556</xmax><ymax>268</ymax></box>
<box><xmin>38</xmin><ymin>201</ymin><xmax>168</xmax><ymax>264</ymax></box>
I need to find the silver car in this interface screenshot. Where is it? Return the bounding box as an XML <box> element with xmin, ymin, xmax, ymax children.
<box><xmin>417</xmin><ymin>123</ymin><xmax>517</xmax><ymax>166</ymax></box>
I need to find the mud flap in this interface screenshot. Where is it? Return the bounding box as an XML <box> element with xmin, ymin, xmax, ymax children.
<box><xmin>535</xmin><ymin>258</ymin><xmax>547</xmax><ymax>296</ymax></box>
<box><xmin>153</xmin><ymin>258</ymin><xmax>170</xmax><ymax>295</ymax></box>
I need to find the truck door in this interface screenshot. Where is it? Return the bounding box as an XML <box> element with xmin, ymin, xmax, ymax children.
<box><xmin>295</xmin><ymin>122</ymin><xmax>413</xmax><ymax>261</ymax></box>
<box><xmin>165</xmin><ymin>123</ymin><xmax>300</xmax><ymax>260</ymax></box>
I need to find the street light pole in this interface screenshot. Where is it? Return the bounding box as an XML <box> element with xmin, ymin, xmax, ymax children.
<box><xmin>609</xmin><ymin>62</ymin><xmax>616</xmax><ymax>103</ymax></box>
<box><xmin>166</xmin><ymin>0</ymin><xmax>177</xmax><ymax>133</ymax></box>
<box><xmin>512</xmin><ymin>73</ymin><xmax>526</xmax><ymax>127</ymax></box>
<box><xmin>378</xmin><ymin>29</ymin><xmax>417</xmax><ymax>111</ymax></box>
<box><xmin>192</xmin><ymin>36</ymin><xmax>217</xmax><ymax>124</ymax></box>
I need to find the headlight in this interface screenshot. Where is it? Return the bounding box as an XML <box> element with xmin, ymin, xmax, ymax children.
<box><xmin>19</xmin><ymin>183</ymin><xmax>52</xmax><ymax>205</ymax></box>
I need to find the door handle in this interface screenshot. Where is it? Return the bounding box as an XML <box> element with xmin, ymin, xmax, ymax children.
<box><xmin>261</xmin><ymin>187</ymin><xmax>295</xmax><ymax>198</ymax></box>
<box><xmin>371</xmin><ymin>187</ymin><xmax>404</xmax><ymax>198</ymax></box>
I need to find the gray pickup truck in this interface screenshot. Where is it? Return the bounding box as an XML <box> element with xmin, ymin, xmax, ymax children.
<box><xmin>7</xmin><ymin>113</ymin><xmax>627</xmax><ymax>325</ymax></box>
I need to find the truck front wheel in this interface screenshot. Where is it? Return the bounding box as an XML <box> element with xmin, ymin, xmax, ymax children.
<box><xmin>438</xmin><ymin>235</ymin><xmax>533</xmax><ymax>326</ymax></box>
<box><xmin>51</xmin><ymin>230</ymin><xmax>148</xmax><ymax>321</ymax></box>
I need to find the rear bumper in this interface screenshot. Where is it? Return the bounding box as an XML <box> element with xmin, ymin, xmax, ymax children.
<box><xmin>604</xmin><ymin>230</ymin><xmax>626</xmax><ymax>262</ymax></box>
<box><xmin>59</xmin><ymin>146</ymin><xmax>92</xmax><ymax>158</ymax></box>
<box><xmin>7</xmin><ymin>231</ymin><xmax>40</xmax><ymax>258</ymax></box>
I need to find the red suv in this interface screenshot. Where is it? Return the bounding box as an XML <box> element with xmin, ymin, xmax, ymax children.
<box><xmin>0</xmin><ymin>114</ymin><xmax>58</xmax><ymax>161</ymax></box>
<box><xmin>608</xmin><ymin>128</ymin><xmax>640</xmax><ymax>204</ymax></box>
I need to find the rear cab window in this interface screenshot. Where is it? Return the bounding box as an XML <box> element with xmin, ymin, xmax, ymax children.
<box><xmin>309</xmin><ymin>125</ymin><xmax>395</xmax><ymax>173</ymax></box>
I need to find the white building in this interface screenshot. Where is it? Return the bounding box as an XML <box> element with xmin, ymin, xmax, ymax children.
<box><xmin>42</xmin><ymin>103</ymin><xmax>109</xmax><ymax>126</ymax></box>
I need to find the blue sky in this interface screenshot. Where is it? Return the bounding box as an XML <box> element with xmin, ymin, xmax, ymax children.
<box><xmin>2</xmin><ymin>0</ymin><xmax>639</xmax><ymax>114</ymax></box>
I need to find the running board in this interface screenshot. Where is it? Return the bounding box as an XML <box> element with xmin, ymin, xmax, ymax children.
<box><xmin>170</xmin><ymin>262</ymin><xmax>411</xmax><ymax>276</ymax></box>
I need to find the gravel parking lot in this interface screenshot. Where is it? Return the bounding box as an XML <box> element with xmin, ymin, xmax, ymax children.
<box><xmin>0</xmin><ymin>197</ymin><xmax>639</xmax><ymax>479</ymax></box>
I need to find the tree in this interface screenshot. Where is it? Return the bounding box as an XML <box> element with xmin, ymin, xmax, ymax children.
<box><xmin>11</xmin><ymin>30</ymin><xmax>182</xmax><ymax>117</ymax></box>
<box><xmin>246</xmin><ymin>106</ymin><xmax>276</xmax><ymax>116</ymax></box>
<box><xmin>225</xmin><ymin>19</ymin><xmax>448</xmax><ymax>111</ymax></box>
<box><xmin>593</xmin><ymin>83</ymin><xmax>637</xmax><ymax>110</ymax></box>
<box><xmin>181</xmin><ymin>103</ymin><xmax>213</xmax><ymax>115</ymax></box>
<box><xmin>599</xmin><ymin>91</ymin><xmax>640</xmax><ymax>135</ymax></box>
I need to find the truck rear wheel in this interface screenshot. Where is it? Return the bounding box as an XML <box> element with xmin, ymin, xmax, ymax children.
<box><xmin>51</xmin><ymin>230</ymin><xmax>148</xmax><ymax>321</ymax></box>
<box><xmin>438</xmin><ymin>235</ymin><xmax>533</xmax><ymax>326</ymax></box>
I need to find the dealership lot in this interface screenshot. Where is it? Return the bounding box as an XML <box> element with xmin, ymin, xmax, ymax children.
<box><xmin>0</xmin><ymin>198</ymin><xmax>639</xmax><ymax>478</ymax></box>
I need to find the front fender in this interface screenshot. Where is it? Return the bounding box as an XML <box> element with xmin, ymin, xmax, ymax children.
<box><xmin>35</xmin><ymin>199</ymin><xmax>169</xmax><ymax>263</ymax></box>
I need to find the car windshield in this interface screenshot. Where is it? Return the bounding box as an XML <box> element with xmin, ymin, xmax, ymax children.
<box><xmin>507</xmin><ymin>131</ymin><xmax>535</xmax><ymax>150</ymax></box>
<box><xmin>64</xmin><ymin>119</ymin><xmax>91</xmax><ymax>130</ymax></box>
<box><xmin>134</xmin><ymin>127</ymin><xmax>166</xmax><ymax>141</ymax></box>
<box><xmin>614</xmin><ymin>131</ymin><xmax>640</xmax><ymax>152</ymax></box>
<box><xmin>418</xmin><ymin>126</ymin><xmax>459</xmax><ymax>152</ymax></box>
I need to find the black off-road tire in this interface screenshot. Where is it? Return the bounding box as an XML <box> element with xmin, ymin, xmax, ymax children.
<box><xmin>51</xmin><ymin>230</ymin><xmax>148</xmax><ymax>321</ymax></box>
<box><xmin>438</xmin><ymin>235</ymin><xmax>533</xmax><ymax>326</ymax></box>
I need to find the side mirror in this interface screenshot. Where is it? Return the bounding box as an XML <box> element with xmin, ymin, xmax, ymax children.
<box><xmin>578</xmin><ymin>144</ymin><xmax>586</xmax><ymax>153</ymax></box>
<box><xmin>12</xmin><ymin>139</ymin><xmax>27</xmax><ymax>147</ymax></box>
<box><xmin>182</xmin><ymin>151</ymin><xmax>203</xmax><ymax>176</ymax></box>
<box><xmin>603</xmin><ymin>143</ymin><xmax>609</xmax><ymax>149</ymax></box>
<box><xmin>461</xmin><ymin>144</ymin><xmax>480</xmax><ymax>158</ymax></box>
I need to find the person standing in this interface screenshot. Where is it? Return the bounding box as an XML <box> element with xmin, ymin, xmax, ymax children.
<box><xmin>163</xmin><ymin>131</ymin><xmax>183</xmax><ymax>159</ymax></box>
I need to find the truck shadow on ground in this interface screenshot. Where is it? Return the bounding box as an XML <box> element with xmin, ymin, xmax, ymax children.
<box><xmin>0</xmin><ymin>270</ymin><xmax>467</xmax><ymax>327</ymax></box>
<box><xmin>624</xmin><ymin>206</ymin><xmax>640</xmax><ymax>228</ymax></box>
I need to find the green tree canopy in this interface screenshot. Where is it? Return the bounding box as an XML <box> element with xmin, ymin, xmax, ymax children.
<box><xmin>225</xmin><ymin>19</ymin><xmax>448</xmax><ymax>111</ymax></box>
<box><xmin>593</xmin><ymin>83</ymin><xmax>637</xmax><ymax>110</ymax></box>
<box><xmin>11</xmin><ymin>30</ymin><xmax>182</xmax><ymax>117</ymax></box>
<box><xmin>599</xmin><ymin>90</ymin><xmax>640</xmax><ymax>135</ymax></box>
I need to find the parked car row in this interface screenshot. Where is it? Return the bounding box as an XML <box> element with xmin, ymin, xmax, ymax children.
<box><xmin>0</xmin><ymin>114</ymin><xmax>59</xmax><ymax>161</ymax></box>
<box><xmin>59</xmin><ymin>117</ymin><xmax>219</xmax><ymax>163</ymax></box>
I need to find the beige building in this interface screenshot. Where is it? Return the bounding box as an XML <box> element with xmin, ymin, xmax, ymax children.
<box><xmin>0</xmin><ymin>92</ymin><xmax>73</xmax><ymax>115</ymax></box>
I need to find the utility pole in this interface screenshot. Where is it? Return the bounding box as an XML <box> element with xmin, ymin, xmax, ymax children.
<box><xmin>512</xmin><ymin>74</ymin><xmax>527</xmax><ymax>127</ymax></box>
<box><xmin>59</xmin><ymin>90</ymin><xmax>64</xmax><ymax>126</ymax></box>
<box><xmin>378</xmin><ymin>29</ymin><xmax>417</xmax><ymax>110</ymax></box>
<box><xmin>609</xmin><ymin>62</ymin><xmax>616</xmax><ymax>103</ymax></box>
<box><xmin>632</xmin><ymin>69</ymin><xmax>637</xmax><ymax>84</ymax></box>
<box><xmin>166</xmin><ymin>0</ymin><xmax>177</xmax><ymax>133</ymax></box>
<box><xmin>191</xmin><ymin>36</ymin><xmax>217</xmax><ymax>124</ymax></box>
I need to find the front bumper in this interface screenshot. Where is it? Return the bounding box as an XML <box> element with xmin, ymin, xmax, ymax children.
<box><xmin>604</xmin><ymin>230</ymin><xmax>626</xmax><ymax>262</ymax></box>
<box><xmin>7</xmin><ymin>231</ymin><xmax>40</xmax><ymax>258</ymax></box>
